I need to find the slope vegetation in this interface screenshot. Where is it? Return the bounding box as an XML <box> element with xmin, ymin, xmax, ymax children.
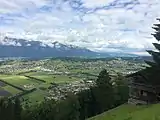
<box><xmin>88</xmin><ymin>103</ymin><xmax>160</xmax><ymax>120</ymax></box>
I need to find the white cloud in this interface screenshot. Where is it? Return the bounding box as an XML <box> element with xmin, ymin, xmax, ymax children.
<box><xmin>81</xmin><ymin>0</ymin><xmax>113</xmax><ymax>8</ymax></box>
<box><xmin>0</xmin><ymin>0</ymin><xmax>49</xmax><ymax>14</ymax></box>
<box><xmin>0</xmin><ymin>0</ymin><xmax>160</xmax><ymax>55</ymax></box>
<box><xmin>129</xmin><ymin>52</ymin><xmax>150</xmax><ymax>56</ymax></box>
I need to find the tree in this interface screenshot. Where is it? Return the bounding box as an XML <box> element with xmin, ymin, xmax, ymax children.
<box><xmin>96</xmin><ymin>69</ymin><xmax>112</xmax><ymax>87</ymax></box>
<box><xmin>0</xmin><ymin>98</ymin><xmax>15</xmax><ymax>120</ymax></box>
<box><xmin>21</xmin><ymin>99</ymin><xmax>57</xmax><ymax>120</ymax></box>
<box><xmin>145</xmin><ymin>18</ymin><xmax>160</xmax><ymax>68</ymax></box>
<box><xmin>140</xmin><ymin>18</ymin><xmax>160</xmax><ymax>85</ymax></box>
<box><xmin>77</xmin><ymin>89</ymin><xmax>97</xmax><ymax>120</ymax></box>
<box><xmin>93</xmin><ymin>69</ymin><xmax>114</xmax><ymax>113</ymax></box>
<box><xmin>14</xmin><ymin>98</ymin><xmax>22</xmax><ymax>120</ymax></box>
<box><xmin>64</xmin><ymin>92</ymin><xmax>80</xmax><ymax>120</ymax></box>
<box><xmin>113</xmin><ymin>73</ymin><xmax>129</xmax><ymax>106</ymax></box>
<box><xmin>0</xmin><ymin>98</ymin><xmax>8</xmax><ymax>120</ymax></box>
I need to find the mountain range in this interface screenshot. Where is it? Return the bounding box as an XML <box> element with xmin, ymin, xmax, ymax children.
<box><xmin>0</xmin><ymin>37</ymin><xmax>138</xmax><ymax>58</ymax></box>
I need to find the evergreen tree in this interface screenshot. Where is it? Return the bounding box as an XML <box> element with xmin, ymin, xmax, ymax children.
<box><xmin>96</xmin><ymin>69</ymin><xmax>112</xmax><ymax>87</ymax></box>
<box><xmin>7</xmin><ymin>99</ymin><xmax>15</xmax><ymax>120</ymax></box>
<box><xmin>14</xmin><ymin>98</ymin><xmax>22</xmax><ymax>120</ymax></box>
<box><xmin>113</xmin><ymin>73</ymin><xmax>129</xmax><ymax>106</ymax></box>
<box><xmin>0</xmin><ymin>98</ymin><xmax>15</xmax><ymax>120</ymax></box>
<box><xmin>65</xmin><ymin>93</ymin><xmax>80</xmax><ymax>120</ymax></box>
<box><xmin>78</xmin><ymin>89</ymin><xmax>97</xmax><ymax>120</ymax></box>
<box><xmin>140</xmin><ymin>18</ymin><xmax>160</xmax><ymax>85</ymax></box>
<box><xmin>93</xmin><ymin>69</ymin><xmax>114</xmax><ymax>112</ymax></box>
<box><xmin>145</xmin><ymin>18</ymin><xmax>160</xmax><ymax>68</ymax></box>
<box><xmin>0</xmin><ymin>98</ymin><xmax>8</xmax><ymax>120</ymax></box>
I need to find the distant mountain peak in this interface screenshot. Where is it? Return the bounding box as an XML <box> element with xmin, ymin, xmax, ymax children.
<box><xmin>0</xmin><ymin>37</ymin><xmax>97</xmax><ymax>58</ymax></box>
<box><xmin>52</xmin><ymin>41</ymin><xmax>64</xmax><ymax>49</ymax></box>
<box><xmin>52</xmin><ymin>41</ymin><xmax>59</xmax><ymax>44</ymax></box>
<box><xmin>0</xmin><ymin>37</ymin><xmax>138</xmax><ymax>58</ymax></box>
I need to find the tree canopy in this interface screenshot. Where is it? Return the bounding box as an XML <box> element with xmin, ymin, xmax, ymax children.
<box><xmin>146</xmin><ymin>18</ymin><xmax>160</xmax><ymax>68</ymax></box>
<box><xmin>129</xmin><ymin>18</ymin><xmax>160</xmax><ymax>85</ymax></box>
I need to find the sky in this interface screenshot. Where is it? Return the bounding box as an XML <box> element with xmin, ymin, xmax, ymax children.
<box><xmin>0</xmin><ymin>0</ymin><xmax>160</xmax><ymax>55</ymax></box>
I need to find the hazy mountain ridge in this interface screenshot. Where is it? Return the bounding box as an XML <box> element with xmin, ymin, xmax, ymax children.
<box><xmin>0</xmin><ymin>37</ymin><xmax>138</xmax><ymax>58</ymax></box>
<box><xmin>0</xmin><ymin>37</ymin><xmax>98</xmax><ymax>58</ymax></box>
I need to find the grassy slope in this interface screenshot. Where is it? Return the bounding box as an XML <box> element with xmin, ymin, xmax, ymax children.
<box><xmin>88</xmin><ymin>104</ymin><xmax>160</xmax><ymax>120</ymax></box>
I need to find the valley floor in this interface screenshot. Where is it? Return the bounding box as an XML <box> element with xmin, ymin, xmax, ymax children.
<box><xmin>0</xmin><ymin>58</ymin><xmax>146</xmax><ymax>106</ymax></box>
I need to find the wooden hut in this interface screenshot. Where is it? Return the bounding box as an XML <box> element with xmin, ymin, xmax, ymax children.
<box><xmin>127</xmin><ymin>67</ymin><xmax>160</xmax><ymax>105</ymax></box>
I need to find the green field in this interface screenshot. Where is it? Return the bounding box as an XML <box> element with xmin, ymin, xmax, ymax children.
<box><xmin>88</xmin><ymin>104</ymin><xmax>160</xmax><ymax>120</ymax></box>
<box><xmin>22</xmin><ymin>89</ymin><xmax>47</xmax><ymax>105</ymax></box>
<box><xmin>35</xmin><ymin>75</ymin><xmax>78</xmax><ymax>83</ymax></box>
<box><xmin>0</xmin><ymin>58</ymin><xmax>147</xmax><ymax>106</ymax></box>
<box><xmin>0</xmin><ymin>72</ymin><xmax>81</xmax><ymax>105</ymax></box>
<box><xmin>25</xmin><ymin>72</ymin><xmax>79</xmax><ymax>83</ymax></box>
<box><xmin>0</xmin><ymin>75</ymin><xmax>41</xmax><ymax>89</ymax></box>
<box><xmin>2</xmin><ymin>85</ymin><xmax>22</xmax><ymax>94</ymax></box>
<box><xmin>0</xmin><ymin>72</ymin><xmax>80</xmax><ymax>104</ymax></box>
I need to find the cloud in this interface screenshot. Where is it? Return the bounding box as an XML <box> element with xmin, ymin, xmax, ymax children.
<box><xmin>0</xmin><ymin>0</ymin><xmax>49</xmax><ymax>14</ymax></box>
<box><xmin>81</xmin><ymin>0</ymin><xmax>112</xmax><ymax>8</ymax></box>
<box><xmin>0</xmin><ymin>0</ymin><xmax>160</xmax><ymax>55</ymax></box>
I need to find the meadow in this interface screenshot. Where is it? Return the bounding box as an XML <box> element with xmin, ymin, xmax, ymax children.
<box><xmin>88</xmin><ymin>104</ymin><xmax>160</xmax><ymax>120</ymax></box>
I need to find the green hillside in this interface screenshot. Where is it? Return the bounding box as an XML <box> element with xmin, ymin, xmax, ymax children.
<box><xmin>88</xmin><ymin>104</ymin><xmax>160</xmax><ymax>120</ymax></box>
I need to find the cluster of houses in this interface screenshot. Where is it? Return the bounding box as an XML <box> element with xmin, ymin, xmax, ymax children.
<box><xmin>46</xmin><ymin>80</ymin><xmax>94</xmax><ymax>101</ymax></box>
<box><xmin>0</xmin><ymin>60</ymin><xmax>44</xmax><ymax>74</ymax></box>
<box><xmin>23</xmin><ymin>84</ymin><xmax>35</xmax><ymax>90</ymax></box>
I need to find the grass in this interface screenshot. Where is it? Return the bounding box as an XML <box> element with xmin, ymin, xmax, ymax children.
<box><xmin>32</xmin><ymin>75</ymin><xmax>78</xmax><ymax>83</ymax></box>
<box><xmin>0</xmin><ymin>73</ymin><xmax>79</xmax><ymax>103</ymax></box>
<box><xmin>25</xmin><ymin>72</ymin><xmax>79</xmax><ymax>83</ymax></box>
<box><xmin>70</xmin><ymin>69</ymin><xmax>99</xmax><ymax>75</ymax></box>
<box><xmin>24</xmin><ymin>72</ymin><xmax>48</xmax><ymax>76</ymax></box>
<box><xmin>0</xmin><ymin>75</ymin><xmax>40</xmax><ymax>89</ymax></box>
<box><xmin>2</xmin><ymin>85</ymin><xmax>22</xmax><ymax>94</ymax></box>
<box><xmin>39</xmin><ymin>83</ymin><xmax>51</xmax><ymax>88</ymax></box>
<box><xmin>88</xmin><ymin>104</ymin><xmax>160</xmax><ymax>120</ymax></box>
<box><xmin>22</xmin><ymin>89</ymin><xmax>47</xmax><ymax>105</ymax></box>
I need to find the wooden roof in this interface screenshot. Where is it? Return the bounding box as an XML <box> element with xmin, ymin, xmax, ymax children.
<box><xmin>126</xmin><ymin>67</ymin><xmax>160</xmax><ymax>86</ymax></box>
<box><xmin>128</xmin><ymin>82</ymin><xmax>160</xmax><ymax>93</ymax></box>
